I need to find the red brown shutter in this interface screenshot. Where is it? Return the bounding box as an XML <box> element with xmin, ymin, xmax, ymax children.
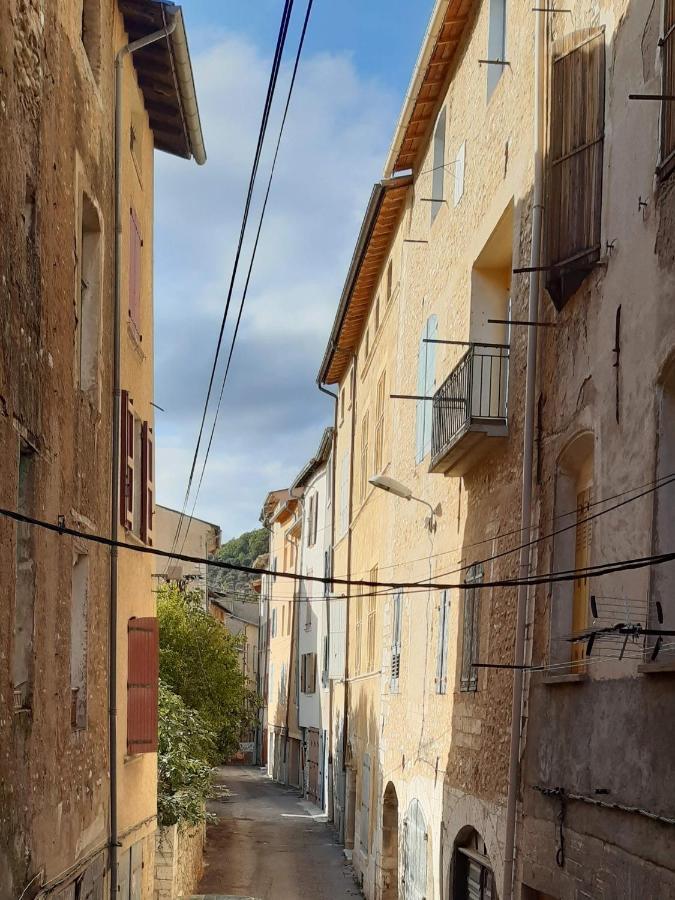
<box><xmin>140</xmin><ymin>421</ymin><xmax>154</xmax><ymax>546</ymax></box>
<box><xmin>120</xmin><ymin>390</ymin><xmax>134</xmax><ymax>530</ymax></box>
<box><xmin>127</xmin><ymin>617</ymin><xmax>159</xmax><ymax>754</ymax></box>
<box><xmin>129</xmin><ymin>208</ymin><xmax>142</xmax><ymax>333</ymax></box>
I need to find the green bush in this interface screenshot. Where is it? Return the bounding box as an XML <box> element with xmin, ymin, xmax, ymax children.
<box><xmin>157</xmin><ymin>681</ymin><xmax>216</xmax><ymax>827</ymax></box>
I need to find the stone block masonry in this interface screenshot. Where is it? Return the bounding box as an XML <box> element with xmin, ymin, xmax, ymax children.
<box><xmin>154</xmin><ymin>822</ymin><xmax>205</xmax><ymax>900</ymax></box>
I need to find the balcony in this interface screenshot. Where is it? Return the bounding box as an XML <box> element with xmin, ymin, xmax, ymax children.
<box><xmin>430</xmin><ymin>343</ymin><xmax>509</xmax><ymax>476</ymax></box>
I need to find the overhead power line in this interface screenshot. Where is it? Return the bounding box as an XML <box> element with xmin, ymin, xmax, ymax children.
<box><xmin>177</xmin><ymin>0</ymin><xmax>315</xmax><ymax>558</ymax></box>
<box><xmin>0</xmin><ymin>506</ymin><xmax>673</xmax><ymax>595</ymax></box>
<box><xmin>166</xmin><ymin>0</ymin><xmax>296</xmax><ymax>568</ymax></box>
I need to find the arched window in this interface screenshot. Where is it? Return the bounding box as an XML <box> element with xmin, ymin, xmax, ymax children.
<box><xmin>549</xmin><ymin>432</ymin><xmax>594</xmax><ymax>666</ymax></box>
<box><xmin>403</xmin><ymin>799</ymin><xmax>427</xmax><ymax>900</ymax></box>
<box><xmin>415</xmin><ymin>315</ymin><xmax>438</xmax><ymax>463</ymax></box>
<box><xmin>452</xmin><ymin>828</ymin><xmax>494</xmax><ymax>899</ymax></box>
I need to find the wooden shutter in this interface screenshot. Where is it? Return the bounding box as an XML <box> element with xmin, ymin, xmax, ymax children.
<box><xmin>129</xmin><ymin>208</ymin><xmax>142</xmax><ymax>332</ymax></box>
<box><xmin>127</xmin><ymin>617</ymin><xmax>158</xmax><ymax>754</ymax></box>
<box><xmin>120</xmin><ymin>390</ymin><xmax>134</xmax><ymax>529</ymax></box>
<box><xmin>461</xmin><ymin>566</ymin><xmax>483</xmax><ymax>691</ymax></box>
<box><xmin>661</xmin><ymin>0</ymin><xmax>675</xmax><ymax>173</ymax></box>
<box><xmin>572</xmin><ymin>487</ymin><xmax>592</xmax><ymax>662</ymax></box>
<box><xmin>312</xmin><ymin>493</ymin><xmax>319</xmax><ymax>546</ymax></box>
<box><xmin>391</xmin><ymin>591</ymin><xmax>402</xmax><ymax>690</ymax></box>
<box><xmin>546</xmin><ymin>28</ymin><xmax>605</xmax><ymax>309</ymax></box>
<box><xmin>140</xmin><ymin>421</ymin><xmax>154</xmax><ymax>546</ymax></box>
<box><xmin>436</xmin><ymin>590</ymin><xmax>449</xmax><ymax>693</ymax></box>
<box><xmin>300</xmin><ymin>654</ymin><xmax>307</xmax><ymax>692</ymax></box>
<box><xmin>403</xmin><ymin>800</ymin><xmax>427</xmax><ymax>900</ymax></box>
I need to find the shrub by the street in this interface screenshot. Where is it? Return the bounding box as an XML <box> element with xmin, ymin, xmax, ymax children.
<box><xmin>157</xmin><ymin>583</ymin><xmax>260</xmax><ymax>759</ymax></box>
<box><xmin>157</xmin><ymin>680</ymin><xmax>216</xmax><ymax>827</ymax></box>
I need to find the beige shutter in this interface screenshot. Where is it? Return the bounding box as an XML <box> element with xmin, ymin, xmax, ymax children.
<box><xmin>546</xmin><ymin>28</ymin><xmax>605</xmax><ymax>309</ymax></box>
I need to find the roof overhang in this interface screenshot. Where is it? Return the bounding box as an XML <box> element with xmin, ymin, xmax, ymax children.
<box><xmin>317</xmin><ymin>174</ymin><xmax>413</xmax><ymax>386</ymax></box>
<box><xmin>292</xmin><ymin>427</ymin><xmax>334</xmax><ymax>490</ymax></box>
<box><xmin>119</xmin><ymin>0</ymin><xmax>206</xmax><ymax>164</ymax></box>
<box><xmin>385</xmin><ymin>0</ymin><xmax>474</xmax><ymax>175</ymax></box>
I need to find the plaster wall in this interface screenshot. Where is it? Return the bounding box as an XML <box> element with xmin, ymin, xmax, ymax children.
<box><xmin>519</xmin><ymin>0</ymin><xmax>675</xmax><ymax>895</ymax></box>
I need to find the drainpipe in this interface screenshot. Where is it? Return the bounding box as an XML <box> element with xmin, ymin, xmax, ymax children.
<box><xmin>318</xmin><ymin>385</ymin><xmax>338</xmax><ymax>817</ymax></box>
<box><xmin>503</xmin><ymin>10</ymin><xmax>546</xmax><ymax>900</ymax></box>
<box><xmin>110</xmin><ymin>21</ymin><xmax>176</xmax><ymax>900</ymax></box>
<box><xmin>343</xmin><ymin>355</ymin><xmax>358</xmax><ymax>847</ymax></box>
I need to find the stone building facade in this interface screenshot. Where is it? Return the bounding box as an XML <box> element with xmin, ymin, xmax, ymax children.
<box><xmin>314</xmin><ymin>0</ymin><xmax>675</xmax><ymax>898</ymax></box>
<box><xmin>0</xmin><ymin>1</ymin><xmax>204</xmax><ymax>897</ymax></box>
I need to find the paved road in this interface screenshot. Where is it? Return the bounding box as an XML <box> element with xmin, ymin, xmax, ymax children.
<box><xmin>196</xmin><ymin>766</ymin><xmax>361</xmax><ymax>900</ymax></box>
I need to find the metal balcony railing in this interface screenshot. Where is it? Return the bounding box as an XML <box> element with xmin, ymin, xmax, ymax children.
<box><xmin>430</xmin><ymin>343</ymin><xmax>509</xmax><ymax>473</ymax></box>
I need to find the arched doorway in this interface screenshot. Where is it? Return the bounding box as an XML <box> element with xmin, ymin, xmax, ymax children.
<box><xmin>382</xmin><ymin>782</ymin><xmax>399</xmax><ymax>899</ymax></box>
<box><xmin>451</xmin><ymin>827</ymin><xmax>495</xmax><ymax>899</ymax></box>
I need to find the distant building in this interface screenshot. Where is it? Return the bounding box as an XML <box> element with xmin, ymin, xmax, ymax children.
<box><xmin>154</xmin><ymin>504</ymin><xmax>221</xmax><ymax>604</ymax></box>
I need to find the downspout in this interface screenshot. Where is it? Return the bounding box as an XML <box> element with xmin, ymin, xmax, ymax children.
<box><xmin>110</xmin><ymin>21</ymin><xmax>176</xmax><ymax>900</ymax></box>
<box><xmin>343</xmin><ymin>355</ymin><xmax>357</xmax><ymax>848</ymax></box>
<box><xmin>503</xmin><ymin>9</ymin><xmax>546</xmax><ymax>900</ymax></box>
<box><xmin>318</xmin><ymin>384</ymin><xmax>338</xmax><ymax>817</ymax></box>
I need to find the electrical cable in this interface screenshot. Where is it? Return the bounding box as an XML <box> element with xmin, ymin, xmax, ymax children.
<box><xmin>177</xmin><ymin>0</ymin><xmax>315</xmax><ymax>557</ymax></box>
<box><xmin>1</xmin><ymin>505</ymin><xmax>673</xmax><ymax>595</ymax></box>
<box><xmin>165</xmin><ymin>0</ymin><xmax>296</xmax><ymax>568</ymax></box>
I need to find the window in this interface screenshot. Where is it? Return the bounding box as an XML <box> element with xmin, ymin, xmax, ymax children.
<box><xmin>129</xmin><ymin>207</ymin><xmax>142</xmax><ymax>334</ymax></box>
<box><xmin>281</xmin><ymin>605</ymin><xmax>286</xmax><ymax>635</ymax></box>
<box><xmin>127</xmin><ymin>617</ymin><xmax>159</xmax><ymax>754</ymax></box>
<box><xmin>431</xmin><ymin>108</ymin><xmax>446</xmax><ymax>221</ymax></box>
<box><xmin>390</xmin><ymin>591</ymin><xmax>402</xmax><ymax>692</ymax></box>
<box><xmin>366</xmin><ymin>566</ymin><xmax>378</xmax><ymax>671</ymax></box>
<box><xmin>651</xmin><ymin>366</ymin><xmax>675</xmax><ymax>656</ymax></box>
<box><xmin>386</xmin><ymin>259</ymin><xmax>393</xmax><ymax>302</ymax></box>
<box><xmin>120</xmin><ymin>391</ymin><xmax>134</xmax><ymax>530</ymax></box>
<box><xmin>13</xmin><ymin>442</ymin><xmax>35</xmax><ymax>711</ymax></box>
<box><xmin>660</xmin><ymin>0</ymin><xmax>675</xmax><ymax>175</ymax></box>
<box><xmin>359</xmin><ymin>412</ymin><xmax>369</xmax><ymax>503</ymax></box>
<box><xmin>301</xmin><ymin>653</ymin><xmax>317</xmax><ymax>694</ymax></box>
<box><xmin>454</xmin><ymin>142</ymin><xmax>466</xmax><ymax>207</ymax></box>
<box><xmin>324</xmin><ymin>549</ymin><xmax>332</xmax><ymax>597</ymax></box>
<box><xmin>340</xmin><ymin>388</ymin><xmax>345</xmax><ymax>425</ymax></box>
<box><xmin>140</xmin><ymin>422</ymin><xmax>154</xmax><ymax>546</ymax></box>
<box><xmin>374</xmin><ymin>371</ymin><xmax>386</xmax><ymax>475</ymax></box>
<box><xmin>546</xmin><ymin>28</ymin><xmax>605</xmax><ymax>310</ymax></box>
<box><xmin>436</xmin><ymin>590</ymin><xmax>450</xmax><ymax>694</ymax></box>
<box><xmin>487</xmin><ymin>0</ymin><xmax>507</xmax><ymax>100</ymax></box>
<box><xmin>360</xmin><ymin>753</ymin><xmax>371</xmax><ymax>852</ymax></box>
<box><xmin>307</xmin><ymin>492</ymin><xmax>319</xmax><ymax>547</ymax></box>
<box><xmin>460</xmin><ymin>564</ymin><xmax>483</xmax><ymax>691</ymax></box>
<box><xmin>322</xmin><ymin>634</ymin><xmax>329</xmax><ymax>684</ymax></box>
<box><xmin>81</xmin><ymin>0</ymin><xmax>101</xmax><ymax>79</ymax></box>
<box><xmin>365</xmin><ymin>326</ymin><xmax>370</xmax><ymax>360</ymax></box>
<box><xmin>415</xmin><ymin>315</ymin><xmax>438</xmax><ymax>463</ymax></box>
<box><xmin>354</xmin><ymin>586</ymin><xmax>363</xmax><ymax>676</ymax></box>
<box><xmin>77</xmin><ymin>193</ymin><xmax>101</xmax><ymax>395</ymax></box>
<box><xmin>454</xmin><ymin>830</ymin><xmax>495</xmax><ymax>899</ymax></box>
<box><xmin>287</xmin><ymin>600</ymin><xmax>292</xmax><ymax>634</ymax></box>
<box><xmin>374</xmin><ymin>294</ymin><xmax>381</xmax><ymax>332</ymax></box>
<box><xmin>71</xmin><ymin>549</ymin><xmax>89</xmax><ymax>730</ymax></box>
<box><xmin>271</xmin><ymin>608</ymin><xmax>277</xmax><ymax>638</ymax></box>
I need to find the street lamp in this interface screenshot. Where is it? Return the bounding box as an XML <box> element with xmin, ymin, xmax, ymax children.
<box><xmin>369</xmin><ymin>475</ymin><xmax>440</xmax><ymax>531</ymax></box>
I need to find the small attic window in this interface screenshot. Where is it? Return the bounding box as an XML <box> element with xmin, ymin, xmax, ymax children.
<box><xmin>81</xmin><ymin>0</ymin><xmax>102</xmax><ymax>81</ymax></box>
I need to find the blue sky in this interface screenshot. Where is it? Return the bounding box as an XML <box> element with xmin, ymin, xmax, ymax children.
<box><xmin>153</xmin><ymin>1</ymin><xmax>430</xmax><ymax>541</ymax></box>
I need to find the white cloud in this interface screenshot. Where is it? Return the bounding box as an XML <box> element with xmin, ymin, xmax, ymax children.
<box><xmin>153</xmin><ymin>32</ymin><xmax>396</xmax><ymax>538</ymax></box>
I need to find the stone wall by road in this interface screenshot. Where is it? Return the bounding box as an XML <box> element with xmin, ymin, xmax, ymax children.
<box><xmin>154</xmin><ymin>822</ymin><xmax>205</xmax><ymax>900</ymax></box>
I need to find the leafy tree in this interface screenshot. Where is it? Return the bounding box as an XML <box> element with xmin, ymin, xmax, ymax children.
<box><xmin>157</xmin><ymin>681</ymin><xmax>216</xmax><ymax>827</ymax></box>
<box><xmin>158</xmin><ymin>583</ymin><xmax>259</xmax><ymax>759</ymax></box>
<box><xmin>208</xmin><ymin>526</ymin><xmax>268</xmax><ymax>595</ymax></box>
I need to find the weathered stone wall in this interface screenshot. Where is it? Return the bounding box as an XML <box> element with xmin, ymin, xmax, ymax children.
<box><xmin>154</xmin><ymin>823</ymin><xmax>205</xmax><ymax>900</ymax></box>
<box><xmin>519</xmin><ymin>0</ymin><xmax>675</xmax><ymax>896</ymax></box>
<box><xmin>0</xmin><ymin>1</ymin><xmax>115</xmax><ymax>896</ymax></box>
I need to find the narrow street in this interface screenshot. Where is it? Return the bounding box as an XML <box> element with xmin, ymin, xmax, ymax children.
<box><xmin>196</xmin><ymin>767</ymin><xmax>361</xmax><ymax>899</ymax></box>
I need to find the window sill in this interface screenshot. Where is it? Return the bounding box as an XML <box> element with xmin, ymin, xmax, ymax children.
<box><xmin>638</xmin><ymin>659</ymin><xmax>675</xmax><ymax>675</ymax></box>
<box><xmin>541</xmin><ymin>672</ymin><xmax>587</xmax><ymax>685</ymax></box>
